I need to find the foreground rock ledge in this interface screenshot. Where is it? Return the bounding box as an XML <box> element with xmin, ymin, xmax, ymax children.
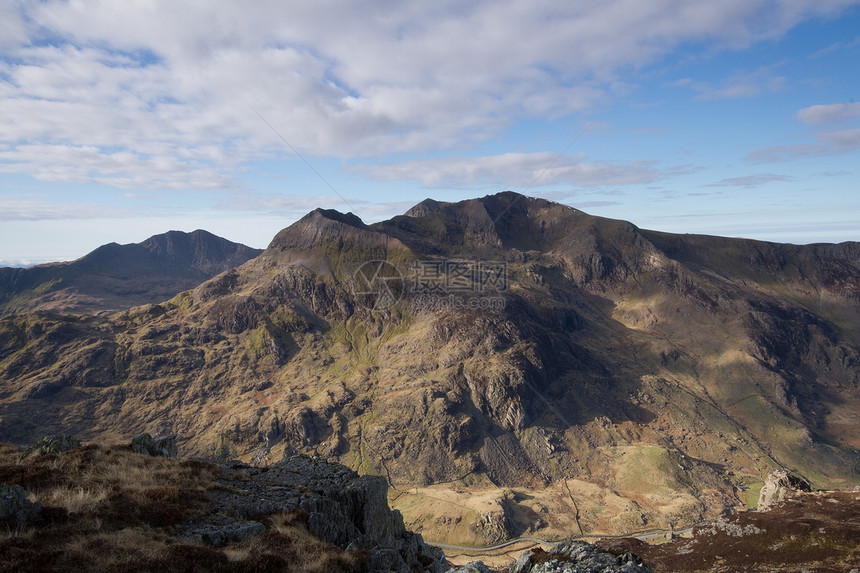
<box><xmin>176</xmin><ymin>454</ymin><xmax>445</xmax><ymax>572</ymax></box>
<box><xmin>0</xmin><ymin>443</ymin><xmax>445</xmax><ymax>573</ymax></box>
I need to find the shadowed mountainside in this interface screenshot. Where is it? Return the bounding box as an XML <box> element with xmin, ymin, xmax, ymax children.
<box><xmin>0</xmin><ymin>229</ymin><xmax>262</xmax><ymax>316</ymax></box>
<box><xmin>1</xmin><ymin>192</ymin><xmax>859</xmax><ymax>545</ymax></box>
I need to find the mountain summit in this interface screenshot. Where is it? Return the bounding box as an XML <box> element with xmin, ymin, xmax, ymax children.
<box><xmin>0</xmin><ymin>230</ymin><xmax>262</xmax><ymax>315</ymax></box>
<box><xmin>268</xmin><ymin>209</ymin><xmax>372</xmax><ymax>251</ymax></box>
<box><xmin>1</xmin><ymin>192</ymin><xmax>858</xmax><ymax>545</ymax></box>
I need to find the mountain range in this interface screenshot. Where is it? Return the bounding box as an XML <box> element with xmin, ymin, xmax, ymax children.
<box><xmin>0</xmin><ymin>229</ymin><xmax>262</xmax><ymax>316</ymax></box>
<box><xmin>1</xmin><ymin>191</ymin><xmax>858</xmax><ymax>545</ymax></box>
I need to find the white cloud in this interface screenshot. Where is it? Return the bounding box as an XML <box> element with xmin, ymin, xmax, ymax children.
<box><xmin>0</xmin><ymin>143</ymin><xmax>235</xmax><ymax>189</ymax></box>
<box><xmin>1</xmin><ymin>0</ymin><xmax>858</xmax><ymax>193</ymax></box>
<box><xmin>214</xmin><ymin>193</ymin><xmax>362</xmax><ymax>216</ymax></box>
<box><xmin>745</xmin><ymin>129</ymin><xmax>860</xmax><ymax>161</ymax></box>
<box><xmin>808</xmin><ymin>36</ymin><xmax>860</xmax><ymax>58</ymax></box>
<box><xmin>348</xmin><ymin>152</ymin><xmax>660</xmax><ymax>188</ymax></box>
<box><xmin>359</xmin><ymin>201</ymin><xmax>421</xmax><ymax>222</ymax></box>
<box><xmin>745</xmin><ymin>144</ymin><xmax>825</xmax><ymax>162</ymax></box>
<box><xmin>746</xmin><ymin>100</ymin><xmax>860</xmax><ymax>161</ymax></box>
<box><xmin>818</xmin><ymin>128</ymin><xmax>860</xmax><ymax>151</ymax></box>
<box><xmin>797</xmin><ymin>102</ymin><xmax>860</xmax><ymax>124</ymax></box>
<box><xmin>674</xmin><ymin>66</ymin><xmax>787</xmax><ymax>100</ymax></box>
<box><xmin>0</xmin><ymin>198</ymin><xmax>145</xmax><ymax>221</ymax></box>
<box><xmin>705</xmin><ymin>174</ymin><xmax>794</xmax><ymax>187</ymax></box>
<box><xmin>0</xmin><ymin>1</ymin><xmax>28</xmax><ymax>49</ymax></box>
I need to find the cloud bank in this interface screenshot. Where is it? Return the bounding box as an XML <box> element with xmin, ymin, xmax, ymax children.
<box><xmin>349</xmin><ymin>153</ymin><xmax>660</xmax><ymax>189</ymax></box>
<box><xmin>747</xmin><ymin>102</ymin><xmax>860</xmax><ymax>162</ymax></box>
<box><xmin>2</xmin><ymin>0</ymin><xmax>857</xmax><ymax>191</ymax></box>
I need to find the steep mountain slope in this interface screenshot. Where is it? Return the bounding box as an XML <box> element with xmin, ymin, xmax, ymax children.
<box><xmin>0</xmin><ymin>230</ymin><xmax>262</xmax><ymax>315</ymax></box>
<box><xmin>1</xmin><ymin>192</ymin><xmax>858</xmax><ymax>545</ymax></box>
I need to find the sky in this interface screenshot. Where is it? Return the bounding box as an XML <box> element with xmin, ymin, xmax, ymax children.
<box><xmin>1</xmin><ymin>1</ymin><xmax>859</xmax><ymax>267</ymax></box>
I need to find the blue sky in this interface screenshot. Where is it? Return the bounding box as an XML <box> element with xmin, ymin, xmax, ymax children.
<box><xmin>1</xmin><ymin>0</ymin><xmax>859</xmax><ymax>266</ymax></box>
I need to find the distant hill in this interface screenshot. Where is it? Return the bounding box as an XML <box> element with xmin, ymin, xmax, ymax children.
<box><xmin>0</xmin><ymin>230</ymin><xmax>262</xmax><ymax>315</ymax></box>
<box><xmin>1</xmin><ymin>192</ymin><xmax>858</xmax><ymax>546</ymax></box>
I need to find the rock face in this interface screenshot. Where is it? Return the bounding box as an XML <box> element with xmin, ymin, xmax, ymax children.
<box><xmin>757</xmin><ymin>469</ymin><xmax>812</xmax><ymax>511</ymax></box>
<box><xmin>177</xmin><ymin>455</ymin><xmax>444</xmax><ymax>572</ymax></box>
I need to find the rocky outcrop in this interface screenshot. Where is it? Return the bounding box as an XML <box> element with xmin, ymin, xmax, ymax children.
<box><xmin>448</xmin><ymin>540</ymin><xmax>653</xmax><ymax>573</ymax></box>
<box><xmin>757</xmin><ymin>469</ymin><xmax>812</xmax><ymax>511</ymax></box>
<box><xmin>177</xmin><ymin>455</ymin><xmax>444</xmax><ymax>573</ymax></box>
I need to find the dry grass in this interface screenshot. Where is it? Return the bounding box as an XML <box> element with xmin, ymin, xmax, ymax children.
<box><xmin>33</xmin><ymin>485</ymin><xmax>109</xmax><ymax>514</ymax></box>
<box><xmin>0</xmin><ymin>442</ymin><xmax>367</xmax><ymax>573</ymax></box>
<box><xmin>0</xmin><ymin>522</ymin><xmax>34</xmax><ymax>543</ymax></box>
<box><xmin>59</xmin><ymin>528</ymin><xmax>181</xmax><ymax>569</ymax></box>
<box><xmin>225</xmin><ymin>512</ymin><xmax>367</xmax><ymax>572</ymax></box>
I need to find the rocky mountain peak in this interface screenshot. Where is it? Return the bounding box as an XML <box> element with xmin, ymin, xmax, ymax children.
<box><xmin>310</xmin><ymin>208</ymin><xmax>368</xmax><ymax>229</ymax></box>
<box><xmin>0</xmin><ymin>230</ymin><xmax>262</xmax><ymax>315</ymax></box>
<box><xmin>405</xmin><ymin>198</ymin><xmax>445</xmax><ymax>217</ymax></box>
<box><xmin>138</xmin><ymin>229</ymin><xmax>261</xmax><ymax>275</ymax></box>
<box><xmin>377</xmin><ymin>191</ymin><xmax>628</xmax><ymax>257</ymax></box>
<box><xmin>266</xmin><ymin>208</ymin><xmax>375</xmax><ymax>253</ymax></box>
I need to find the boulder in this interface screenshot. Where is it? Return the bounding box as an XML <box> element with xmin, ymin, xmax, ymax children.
<box><xmin>0</xmin><ymin>484</ymin><xmax>41</xmax><ymax>522</ymax></box>
<box><xmin>155</xmin><ymin>436</ymin><xmax>178</xmax><ymax>457</ymax></box>
<box><xmin>758</xmin><ymin>470</ymin><xmax>812</xmax><ymax>511</ymax></box>
<box><xmin>131</xmin><ymin>433</ymin><xmax>178</xmax><ymax>457</ymax></box>
<box><xmin>131</xmin><ymin>433</ymin><xmax>156</xmax><ymax>455</ymax></box>
<box><xmin>509</xmin><ymin>550</ymin><xmax>535</xmax><ymax>573</ymax></box>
